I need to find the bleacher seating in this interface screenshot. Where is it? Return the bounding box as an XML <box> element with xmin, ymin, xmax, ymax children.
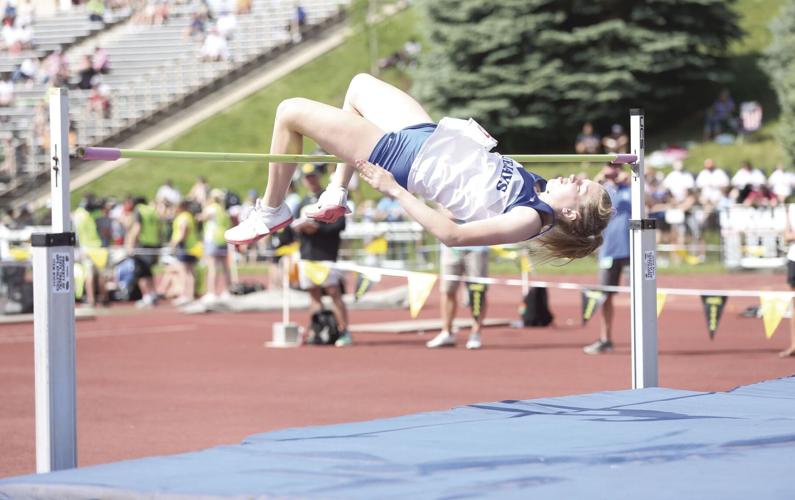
<box><xmin>0</xmin><ymin>0</ymin><xmax>348</xmax><ymax>205</ymax></box>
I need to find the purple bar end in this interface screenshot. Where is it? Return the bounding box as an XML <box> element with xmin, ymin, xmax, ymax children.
<box><xmin>611</xmin><ymin>154</ymin><xmax>637</xmax><ymax>165</ymax></box>
<box><xmin>79</xmin><ymin>147</ymin><xmax>121</xmax><ymax>161</ymax></box>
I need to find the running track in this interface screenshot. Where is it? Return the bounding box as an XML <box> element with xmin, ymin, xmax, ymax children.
<box><xmin>1</xmin><ymin>272</ymin><xmax>793</xmax><ymax>478</ymax></box>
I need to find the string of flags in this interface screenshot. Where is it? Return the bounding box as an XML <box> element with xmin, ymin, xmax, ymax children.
<box><xmin>7</xmin><ymin>230</ymin><xmax>791</xmax><ymax>338</ymax></box>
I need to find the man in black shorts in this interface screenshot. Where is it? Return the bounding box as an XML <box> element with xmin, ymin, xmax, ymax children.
<box><xmin>125</xmin><ymin>196</ymin><xmax>161</xmax><ymax>308</ymax></box>
<box><xmin>584</xmin><ymin>165</ymin><xmax>631</xmax><ymax>355</ymax></box>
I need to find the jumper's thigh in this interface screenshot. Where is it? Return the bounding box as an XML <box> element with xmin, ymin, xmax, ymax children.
<box><xmin>344</xmin><ymin>73</ymin><xmax>433</xmax><ymax>132</ymax></box>
<box><xmin>279</xmin><ymin>97</ymin><xmax>385</xmax><ymax>163</ymax></box>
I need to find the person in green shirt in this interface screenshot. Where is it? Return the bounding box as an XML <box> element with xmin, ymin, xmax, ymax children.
<box><xmin>73</xmin><ymin>196</ymin><xmax>107</xmax><ymax>307</ymax></box>
<box><xmin>199</xmin><ymin>189</ymin><xmax>232</xmax><ymax>302</ymax></box>
<box><xmin>126</xmin><ymin>196</ymin><xmax>162</xmax><ymax>308</ymax></box>
<box><xmin>169</xmin><ymin>200</ymin><xmax>198</xmax><ymax>306</ymax></box>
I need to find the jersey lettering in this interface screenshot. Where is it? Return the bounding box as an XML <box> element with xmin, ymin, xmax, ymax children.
<box><xmin>495</xmin><ymin>157</ymin><xmax>514</xmax><ymax>192</ymax></box>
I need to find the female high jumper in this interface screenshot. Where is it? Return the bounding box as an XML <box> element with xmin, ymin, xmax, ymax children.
<box><xmin>225</xmin><ymin>74</ymin><xmax>613</xmax><ymax>260</ymax></box>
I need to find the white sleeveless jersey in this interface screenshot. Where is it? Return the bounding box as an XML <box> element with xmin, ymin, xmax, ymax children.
<box><xmin>407</xmin><ymin>117</ymin><xmax>534</xmax><ymax>222</ymax></box>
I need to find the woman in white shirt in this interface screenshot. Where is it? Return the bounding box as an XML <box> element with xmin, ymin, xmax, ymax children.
<box><xmin>226</xmin><ymin>74</ymin><xmax>613</xmax><ymax>260</ymax></box>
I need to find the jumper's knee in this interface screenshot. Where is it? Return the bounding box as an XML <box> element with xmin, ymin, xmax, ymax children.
<box><xmin>346</xmin><ymin>73</ymin><xmax>375</xmax><ymax>102</ymax></box>
<box><xmin>275</xmin><ymin>97</ymin><xmax>309</xmax><ymax>126</ymax></box>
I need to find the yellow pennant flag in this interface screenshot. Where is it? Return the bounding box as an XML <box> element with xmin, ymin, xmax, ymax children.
<box><xmin>86</xmin><ymin>247</ymin><xmax>109</xmax><ymax>270</ymax></box>
<box><xmin>364</xmin><ymin>237</ymin><xmax>388</xmax><ymax>255</ymax></box>
<box><xmin>520</xmin><ymin>255</ymin><xmax>533</xmax><ymax>274</ymax></box>
<box><xmin>656</xmin><ymin>291</ymin><xmax>667</xmax><ymax>318</ymax></box>
<box><xmin>73</xmin><ymin>261</ymin><xmax>86</xmax><ymax>300</ymax></box>
<box><xmin>301</xmin><ymin>260</ymin><xmax>331</xmax><ymax>286</ymax></box>
<box><xmin>8</xmin><ymin>246</ymin><xmax>31</xmax><ymax>261</ymax></box>
<box><xmin>407</xmin><ymin>272</ymin><xmax>438</xmax><ymax>318</ymax></box>
<box><xmin>490</xmin><ymin>245</ymin><xmax>518</xmax><ymax>260</ymax></box>
<box><xmin>188</xmin><ymin>241</ymin><xmax>204</xmax><ymax>258</ymax></box>
<box><xmin>760</xmin><ymin>293</ymin><xmax>790</xmax><ymax>339</ymax></box>
<box><xmin>275</xmin><ymin>241</ymin><xmax>299</xmax><ymax>257</ymax></box>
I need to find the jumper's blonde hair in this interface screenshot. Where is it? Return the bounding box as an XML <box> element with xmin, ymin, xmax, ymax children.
<box><xmin>535</xmin><ymin>185</ymin><xmax>612</xmax><ymax>261</ymax></box>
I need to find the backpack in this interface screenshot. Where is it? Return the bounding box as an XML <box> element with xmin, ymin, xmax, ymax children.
<box><xmin>307</xmin><ymin>309</ymin><xmax>340</xmax><ymax>345</ymax></box>
<box><xmin>113</xmin><ymin>257</ymin><xmax>142</xmax><ymax>301</ymax></box>
<box><xmin>520</xmin><ymin>287</ymin><xmax>554</xmax><ymax>327</ymax></box>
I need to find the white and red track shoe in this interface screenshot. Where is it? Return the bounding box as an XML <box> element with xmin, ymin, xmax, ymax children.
<box><xmin>224</xmin><ymin>200</ymin><xmax>293</xmax><ymax>245</ymax></box>
<box><xmin>306</xmin><ymin>185</ymin><xmax>351</xmax><ymax>223</ymax></box>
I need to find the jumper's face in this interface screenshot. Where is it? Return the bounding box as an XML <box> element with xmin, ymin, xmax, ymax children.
<box><xmin>544</xmin><ymin>174</ymin><xmax>597</xmax><ymax>211</ymax></box>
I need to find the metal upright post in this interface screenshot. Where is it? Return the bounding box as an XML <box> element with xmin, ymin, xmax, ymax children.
<box><xmin>32</xmin><ymin>87</ymin><xmax>77</xmax><ymax>472</ymax></box>
<box><xmin>629</xmin><ymin>109</ymin><xmax>658</xmax><ymax>388</ymax></box>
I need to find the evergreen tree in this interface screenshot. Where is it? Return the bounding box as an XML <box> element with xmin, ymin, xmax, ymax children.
<box><xmin>763</xmin><ymin>1</ymin><xmax>795</xmax><ymax>166</ymax></box>
<box><xmin>412</xmin><ymin>0</ymin><xmax>742</xmax><ymax>151</ymax></box>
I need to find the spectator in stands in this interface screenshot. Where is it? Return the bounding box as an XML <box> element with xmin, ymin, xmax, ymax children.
<box><xmin>126</xmin><ymin>196</ymin><xmax>161</xmax><ymax>308</ymax></box>
<box><xmin>1</xmin><ymin>18</ymin><xmax>22</xmax><ymax>54</ymax></box>
<box><xmin>185</xmin><ymin>9</ymin><xmax>207</xmax><ymax>40</ymax></box>
<box><xmin>767</xmin><ymin>163</ymin><xmax>794</xmax><ymax>203</ymax></box>
<box><xmin>75</xmin><ymin>54</ymin><xmax>97</xmax><ymax>90</ymax></box>
<box><xmin>0</xmin><ymin>72</ymin><xmax>13</xmax><ymax>106</ymax></box>
<box><xmin>289</xmin><ymin>2</ymin><xmax>306</xmax><ymax>43</ymax></box>
<box><xmin>575</xmin><ymin>122</ymin><xmax>601</xmax><ymax>154</ymax></box>
<box><xmin>426</xmin><ymin>224</ymin><xmax>490</xmax><ymax>349</ymax></box>
<box><xmin>187</xmin><ymin>175</ymin><xmax>210</xmax><ymax>207</ymax></box>
<box><xmin>662</xmin><ymin>160</ymin><xmax>695</xmax><ymax>205</ymax></box>
<box><xmin>168</xmin><ymin>200</ymin><xmax>199</xmax><ymax>306</ymax></box>
<box><xmin>42</xmin><ymin>49</ymin><xmax>70</xmax><ymax>87</ymax></box>
<box><xmin>374</xmin><ymin>194</ymin><xmax>404</xmax><ymax>222</ymax></box>
<box><xmin>11</xmin><ymin>55</ymin><xmax>38</xmax><ymax>84</ymax></box>
<box><xmin>156</xmin><ymin>178</ymin><xmax>181</xmax><ymax>208</ymax></box>
<box><xmin>742</xmin><ymin>184</ymin><xmax>778</xmax><ymax>208</ymax></box>
<box><xmin>584</xmin><ymin>163</ymin><xmax>631</xmax><ymax>355</ymax></box>
<box><xmin>216</xmin><ymin>9</ymin><xmax>236</xmax><ymax>39</ymax></box>
<box><xmin>2</xmin><ymin>0</ymin><xmax>16</xmax><ymax>25</ymax></box>
<box><xmin>695</xmin><ymin>158</ymin><xmax>730</xmax><ymax>209</ymax></box>
<box><xmin>293</xmin><ymin>162</ymin><xmax>352</xmax><ymax>347</ymax></box>
<box><xmin>663</xmin><ymin>161</ymin><xmax>701</xmax><ymax>261</ymax></box>
<box><xmin>92</xmin><ymin>46</ymin><xmax>111</xmax><ymax>74</ymax></box>
<box><xmin>645</xmin><ymin>167</ymin><xmax>671</xmax><ymax>244</ymax></box>
<box><xmin>236</xmin><ymin>0</ymin><xmax>251</xmax><ymax>15</ymax></box>
<box><xmin>704</xmin><ymin>89</ymin><xmax>738</xmax><ymax>141</ymax></box>
<box><xmin>73</xmin><ymin>195</ymin><xmax>109</xmax><ymax>307</ymax></box>
<box><xmin>88</xmin><ymin>80</ymin><xmax>112</xmax><ymax>119</ymax></box>
<box><xmin>731</xmin><ymin>160</ymin><xmax>767</xmax><ymax>203</ymax></box>
<box><xmin>0</xmin><ymin>131</ymin><xmax>21</xmax><ymax>179</ymax></box>
<box><xmin>200</xmin><ymin>188</ymin><xmax>232</xmax><ymax>302</ymax></box>
<box><xmin>199</xmin><ymin>25</ymin><xmax>229</xmax><ymax>61</ymax></box>
<box><xmin>602</xmin><ymin>123</ymin><xmax>628</xmax><ymax>154</ymax></box>
<box><xmin>86</xmin><ymin>0</ymin><xmax>104</xmax><ymax>22</ymax></box>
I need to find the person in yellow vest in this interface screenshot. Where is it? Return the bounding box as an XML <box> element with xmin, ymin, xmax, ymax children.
<box><xmin>126</xmin><ymin>196</ymin><xmax>162</xmax><ymax>308</ymax></box>
<box><xmin>199</xmin><ymin>189</ymin><xmax>232</xmax><ymax>302</ymax></box>
<box><xmin>73</xmin><ymin>195</ymin><xmax>107</xmax><ymax>307</ymax></box>
<box><xmin>168</xmin><ymin>200</ymin><xmax>198</xmax><ymax>306</ymax></box>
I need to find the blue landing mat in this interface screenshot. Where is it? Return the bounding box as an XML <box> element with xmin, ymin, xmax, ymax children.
<box><xmin>2</xmin><ymin>377</ymin><xmax>794</xmax><ymax>499</ymax></box>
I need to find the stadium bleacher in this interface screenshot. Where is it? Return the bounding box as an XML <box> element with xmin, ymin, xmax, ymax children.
<box><xmin>0</xmin><ymin>0</ymin><xmax>348</xmax><ymax>206</ymax></box>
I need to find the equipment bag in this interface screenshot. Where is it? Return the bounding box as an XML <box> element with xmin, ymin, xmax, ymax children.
<box><xmin>520</xmin><ymin>287</ymin><xmax>554</xmax><ymax>327</ymax></box>
<box><xmin>308</xmin><ymin>309</ymin><xmax>340</xmax><ymax>345</ymax></box>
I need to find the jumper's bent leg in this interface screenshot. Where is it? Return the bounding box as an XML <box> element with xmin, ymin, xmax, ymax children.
<box><xmin>331</xmin><ymin>73</ymin><xmax>434</xmax><ymax>188</ymax></box>
<box><xmin>262</xmin><ymin>97</ymin><xmax>385</xmax><ymax>208</ymax></box>
<box><xmin>226</xmin><ymin>97</ymin><xmax>385</xmax><ymax>244</ymax></box>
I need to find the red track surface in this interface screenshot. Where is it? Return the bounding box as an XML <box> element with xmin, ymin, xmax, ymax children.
<box><xmin>1</xmin><ymin>272</ymin><xmax>794</xmax><ymax>478</ymax></box>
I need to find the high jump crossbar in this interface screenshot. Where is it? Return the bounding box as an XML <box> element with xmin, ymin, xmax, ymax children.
<box><xmin>35</xmin><ymin>90</ymin><xmax>656</xmax><ymax>474</ymax></box>
<box><xmin>76</xmin><ymin>147</ymin><xmax>637</xmax><ymax>165</ymax></box>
